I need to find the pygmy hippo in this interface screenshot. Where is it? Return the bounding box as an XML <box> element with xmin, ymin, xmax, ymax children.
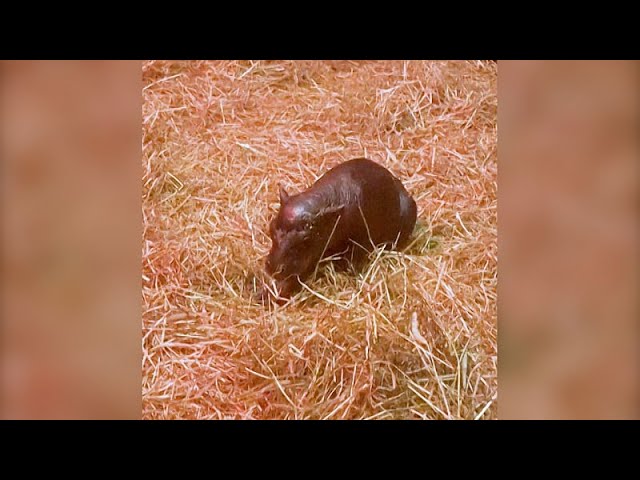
<box><xmin>263</xmin><ymin>158</ymin><xmax>417</xmax><ymax>300</ymax></box>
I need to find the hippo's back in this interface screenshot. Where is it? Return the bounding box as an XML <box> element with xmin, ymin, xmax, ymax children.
<box><xmin>312</xmin><ymin>158</ymin><xmax>415</xmax><ymax>249</ymax></box>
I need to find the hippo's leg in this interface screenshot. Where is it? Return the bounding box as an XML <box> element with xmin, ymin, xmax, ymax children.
<box><xmin>344</xmin><ymin>242</ymin><xmax>371</xmax><ymax>272</ymax></box>
<box><xmin>325</xmin><ymin>247</ymin><xmax>354</xmax><ymax>272</ymax></box>
<box><xmin>322</xmin><ymin>243</ymin><xmax>369</xmax><ymax>273</ymax></box>
<box><xmin>397</xmin><ymin>193</ymin><xmax>417</xmax><ymax>249</ymax></box>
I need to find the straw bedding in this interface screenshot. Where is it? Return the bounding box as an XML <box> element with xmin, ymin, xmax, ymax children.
<box><xmin>142</xmin><ymin>60</ymin><xmax>497</xmax><ymax>419</ymax></box>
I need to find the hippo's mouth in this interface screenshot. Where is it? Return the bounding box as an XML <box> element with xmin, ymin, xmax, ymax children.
<box><xmin>265</xmin><ymin>274</ymin><xmax>302</xmax><ymax>299</ymax></box>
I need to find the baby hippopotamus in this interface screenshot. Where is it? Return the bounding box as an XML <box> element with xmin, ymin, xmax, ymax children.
<box><xmin>263</xmin><ymin>158</ymin><xmax>417</xmax><ymax>300</ymax></box>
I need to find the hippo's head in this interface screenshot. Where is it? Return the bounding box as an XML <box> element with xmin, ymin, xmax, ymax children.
<box><xmin>265</xmin><ymin>185</ymin><xmax>343</xmax><ymax>298</ymax></box>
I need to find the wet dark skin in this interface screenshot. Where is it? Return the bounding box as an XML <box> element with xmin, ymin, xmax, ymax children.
<box><xmin>260</xmin><ymin>158</ymin><xmax>417</xmax><ymax>303</ymax></box>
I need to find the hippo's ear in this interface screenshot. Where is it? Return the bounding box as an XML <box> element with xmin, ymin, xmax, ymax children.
<box><xmin>278</xmin><ymin>184</ymin><xmax>290</xmax><ymax>205</ymax></box>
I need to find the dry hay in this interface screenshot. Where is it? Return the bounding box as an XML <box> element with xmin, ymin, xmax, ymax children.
<box><xmin>142</xmin><ymin>60</ymin><xmax>497</xmax><ymax>419</ymax></box>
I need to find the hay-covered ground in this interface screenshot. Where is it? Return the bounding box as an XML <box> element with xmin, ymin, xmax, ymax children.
<box><xmin>142</xmin><ymin>60</ymin><xmax>497</xmax><ymax>419</ymax></box>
